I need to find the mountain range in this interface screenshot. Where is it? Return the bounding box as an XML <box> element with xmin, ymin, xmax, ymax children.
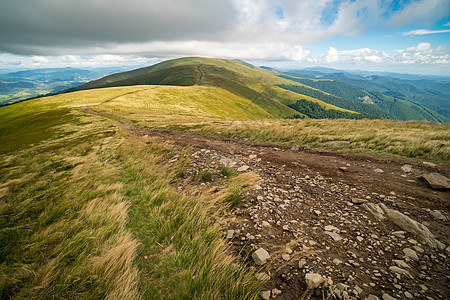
<box><xmin>1</xmin><ymin>57</ymin><xmax>449</xmax><ymax>122</ymax></box>
<box><xmin>0</xmin><ymin>66</ymin><xmax>137</xmax><ymax>105</ymax></box>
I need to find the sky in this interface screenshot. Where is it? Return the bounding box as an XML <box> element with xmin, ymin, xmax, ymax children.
<box><xmin>0</xmin><ymin>0</ymin><xmax>449</xmax><ymax>75</ymax></box>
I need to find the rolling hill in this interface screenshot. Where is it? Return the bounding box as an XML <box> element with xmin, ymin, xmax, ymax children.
<box><xmin>66</xmin><ymin>57</ymin><xmax>448</xmax><ymax>122</ymax></box>
<box><xmin>67</xmin><ymin>57</ymin><xmax>373</xmax><ymax>120</ymax></box>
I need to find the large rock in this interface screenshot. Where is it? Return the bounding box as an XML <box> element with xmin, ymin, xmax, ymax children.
<box><xmin>403</xmin><ymin>248</ymin><xmax>418</xmax><ymax>261</ymax></box>
<box><xmin>252</xmin><ymin>247</ymin><xmax>270</xmax><ymax>265</ymax></box>
<box><xmin>380</xmin><ymin>204</ymin><xmax>445</xmax><ymax>250</ymax></box>
<box><xmin>430</xmin><ymin>210</ymin><xmax>447</xmax><ymax>221</ymax></box>
<box><xmin>260</xmin><ymin>290</ymin><xmax>271</xmax><ymax>300</ymax></box>
<box><xmin>421</xmin><ymin>173</ymin><xmax>450</xmax><ymax>190</ymax></box>
<box><xmin>237</xmin><ymin>165</ymin><xmax>250</xmax><ymax>172</ymax></box>
<box><xmin>401</xmin><ymin>164</ymin><xmax>413</xmax><ymax>173</ymax></box>
<box><xmin>362</xmin><ymin>202</ymin><xmax>386</xmax><ymax>220</ymax></box>
<box><xmin>325</xmin><ymin>231</ymin><xmax>342</xmax><ymax>241</ymax></box>
<box><xmin>219</xmin><ymin>157</ymin><xmax>236</xmax><ymax>167</ymax></box>
<box><xmin>305</xmin><ymin>273</ymin><xmax>325</xmax><ymax>289</ymax></box>
<box><xmin>382</xmin><ymin>294</ymin><xmax>396</xmax><ymax>300</ymax></box>
<box><xmin>389</xmin><ymin>266</ymin><xmax>412</xmax><ymax>278</ymax></box>
<box><xmin>324</xmin><ymin>225</ymin><xmax>340</xmax><ymax>232</ymax></box>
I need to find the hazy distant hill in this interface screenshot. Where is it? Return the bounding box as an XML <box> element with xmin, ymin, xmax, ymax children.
<box><xmin>0</xmin><ymin>66</ymin><xmax>137</xmax><ymax>106</ymax></box>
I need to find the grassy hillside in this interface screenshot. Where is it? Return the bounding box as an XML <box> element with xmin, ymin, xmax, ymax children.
<box><xmin>0</xmin><ymin>67</ymin><xmax>134</xmax><ymax>106</ymax></box>
<box><xmin>71</xmin><ymin>57</ymin><xmax>292</xmax><ymax>91</ymax></box>
<box><xmin>0</xmin><ymin>92</ymin><xmax>261</xmax><ymax>299</ymax></box>
<box><xmin>68</xmin><ymin>57</ymin><xmax>359</xmax><ymax>119</ymax></box>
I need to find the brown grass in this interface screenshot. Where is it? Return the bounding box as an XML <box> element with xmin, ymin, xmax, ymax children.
<box><xmin>178</xmin><ymin>119</ymin><xmax>450</xmax><ymax>162</ymax></box>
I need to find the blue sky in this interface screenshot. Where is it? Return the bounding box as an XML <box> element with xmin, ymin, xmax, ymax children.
<box><xmin>0</xmin><ymin>0</ymin><xmax>449</xmax><ymax>75</ymax></box>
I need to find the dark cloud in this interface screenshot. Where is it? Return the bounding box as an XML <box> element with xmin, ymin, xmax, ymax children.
<box><xmin>0</xmin><ymin>0</ymin><xmax>238</xmax><ymax>54</ymax></box>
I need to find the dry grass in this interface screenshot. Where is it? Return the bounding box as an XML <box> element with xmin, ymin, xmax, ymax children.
<box><xmin>0</xmin><ymin>110</ymin><xmax>140</xmax><ymax>299</ymax></box>
<box><xmin>181</xmin><ymin>119</ymin><xmax>450</xmax><ymax>162</ymax></box>
<box><xmin>116</xmin><ymin>134</ymin><xmax>260</xmax><ymax>299</ymax></box>
<box><xmin>1</xmin><ymin>101</ymin><xmax>260</xmax><ymax>299</ymax></box>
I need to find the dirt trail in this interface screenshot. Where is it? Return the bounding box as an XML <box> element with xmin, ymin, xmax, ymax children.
<box><xmin>81</xmin><ymin>105</ymin><xmax>449</xmax><ymax>299</ymax></box>
<box><xmin>142</xmin><ymin>128</ymin><xmax>449</xmax><ymax>300</ymax></box>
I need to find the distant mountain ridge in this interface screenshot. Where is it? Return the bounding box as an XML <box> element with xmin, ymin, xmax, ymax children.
<box><xmin>282</xmin><ymin>69</ymin><xmax>449</xmax><ymax>122</ymax></box>
<box><xmin>0</xmin><ymin>66</ymin><xmax>137</xmax><ymax>106</ymax></box>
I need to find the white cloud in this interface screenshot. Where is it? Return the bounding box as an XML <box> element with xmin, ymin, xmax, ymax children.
<box><xmin>396</xmin><ymin>42</ymin><xmax>450</xmax><ymax>64</ymax></box>
<box><xmin>403</xmin><ymin>29</ymin><xmax>450</xmax><ymax>36</ymax></box>
<box><xmin>325</xmin><ymin>47</ymin><xmax>339</xmax><ymax>63</ymax></box>
<box><xmin>31</xmin><ymin>56</ymin><xmax>49</xmax><ymax>64</ymax></box>
<box><xmin>405</xmin><ymin>42</ymin><xmax>433</xmax><ymax>53</ymax></box>
<box><xmin>389</xmin><ymin>0</ymin><xmax>450</xmax><ymax>27</ymax></box>
<box><xmin>0</xmin><ymin>53</ymin><xmax>161</xmax><ymax>69</ymax></box>
<box><xmin>324</xmin><ymin>47</ymin><xmax>388</xmax><ymax>65</ymax></box>
<box><xmin>316</xmin><ymin>43</ymin><xmax>449</xmax><ymax>66</ymax></box>
<box><xmin>2</xmin><ymin>42</ymin><xmax>448</xmax><ymax>71</ymax></box>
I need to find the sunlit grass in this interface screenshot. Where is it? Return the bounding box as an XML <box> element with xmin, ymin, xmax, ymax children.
<box><xmin>180</xmin><ymin>119</ymin><xmax>450</xmax><ymax>162</ymax></box>
<box><xmin>0</xmin><ymin>98</ymin><xmax>260</xmax><ymax>299</ymax></box>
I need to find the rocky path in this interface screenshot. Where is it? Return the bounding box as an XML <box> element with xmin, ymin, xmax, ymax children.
<box><xmin>139</xmin><ymin>129</ymin><xmax>449</xmax><ymax>300</ymax></box>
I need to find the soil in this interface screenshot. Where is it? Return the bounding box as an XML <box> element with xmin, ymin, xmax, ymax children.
<box><xmin>136</xmin><ymin>128</ymin><xmax>449</xmax><ymax>300</ymax></box>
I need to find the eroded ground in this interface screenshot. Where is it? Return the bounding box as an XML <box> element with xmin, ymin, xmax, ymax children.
<box><xmin>140</xmin><ymin>127</ymin><xmax>449</xmax><ymax>300</ymax></box>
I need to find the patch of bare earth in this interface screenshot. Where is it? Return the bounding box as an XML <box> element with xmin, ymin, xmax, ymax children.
<box><xmin>136</xmin><ymin>127</ymin><xmax>449</xmax><ymax>300</ymax></box>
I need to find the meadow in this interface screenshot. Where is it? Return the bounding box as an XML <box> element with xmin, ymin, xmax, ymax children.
<box><xmin>0</xmin><ymin>94</ymin><xmax>260</xmax><ymax>299</ymax></box>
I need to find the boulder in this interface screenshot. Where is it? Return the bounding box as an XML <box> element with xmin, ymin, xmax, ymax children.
<box><xmin>380</xmin><ymin>204</ymin><xmax>445</xmax><ymax>250</ymax></box>
<box><xmin>260</xmin><ymin>290</ymin><xmax>271</xmax><ymax>300</ymax></box>
<box><xmin>252</xmin><ymin>247</ymin><xmax>270</xmax><ymax>265</ymax></box>
<box><xmin>430</xmin><ymin>210</ymin><xmax>447</xmax><ymax>221</ymax></box>
<box><xmin>298</xmin><ymin>259</ymin><xmax>307</xmax><ymax>268</ymax></box>
<box><xmin>237</xmin><ymin>165</ymin><xmax>250</xmax><ymax>172</ymax></box>
<box><xmin>389</xmin><ymin>266</ymin><xmax>412</xmax><ymax>278</ymax></box>
<box><xmin>362</xmin><ymin>202</ymin><xmax>385</xmax><ymax>220</ymax></box>
<box><xmin>324</xmin><ymin>225</ymin><xmax>340</xmax><ymax>232</ymax></box>
<box><xmin>403</xmin><ymin>248</ymin><xmax>418</xmax><ymax>261</ymax></box>
<box><xmin>421</xmin><ymin>173</ymin><xmax>450</xmax><ymax>190</ymax></box>
<box><xmin>401</xmin><ymin>164</ymin><xmax>413</xmax><ymax>173</ymax></box>
<box><xmin>325</xmin><ymin>231</ymin><xmax>342</xmax><ymax>241</ymax></box>
<box><xmin>305</xmin><ymin>273</ymin><xmax>325</xmax><ymax>289</ymax></box>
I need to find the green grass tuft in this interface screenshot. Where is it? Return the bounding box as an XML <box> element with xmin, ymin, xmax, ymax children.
<box><xmin>221</xmin><ymin>167</ymin><xmax>237</xmax><ymax>177</ymax></box>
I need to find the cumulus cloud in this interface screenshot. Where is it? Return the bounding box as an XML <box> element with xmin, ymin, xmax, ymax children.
<box><xmin>396</xmin><ymin>42</ymin><xmax>449</xmax><ymax>64</ymax></box>
<box><xmin>320</xmin><ymin>43</ymin><xmax>450</xmax><ymax>66</ymax></box>
<box><xmin>325</xmin><ymin>47</ymin><xmax>339</xmax><ymax>63</ymax></box>
<box><xmin>321</xmin><ymin>47</ymin><xmax>388</xmax><ymax>65</ymax></box>
<box><xmin>0</xmin><ymin>52</ymin><xmax>161</xmax><ymax>69</ymax></box>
